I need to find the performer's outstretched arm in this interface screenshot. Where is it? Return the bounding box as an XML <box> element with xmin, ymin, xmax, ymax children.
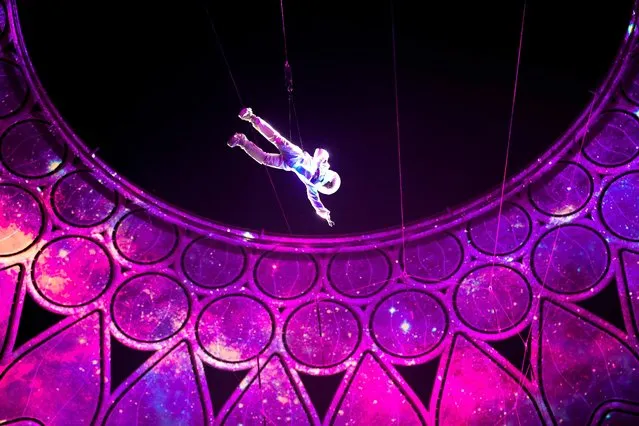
<box><xmin>306</xmin><ymin>185</ymin><xmax>334</xmax><ymax>227</ymax></box>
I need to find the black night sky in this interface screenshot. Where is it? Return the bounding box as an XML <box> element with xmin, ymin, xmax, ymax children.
<box><xmin>17</xmin><ymin>0</ymin><xmax>632</xmax><ymax>235</ymax></box>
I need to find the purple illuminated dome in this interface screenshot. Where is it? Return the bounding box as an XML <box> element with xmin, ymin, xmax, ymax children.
<box><xmin>0</xmin><ymin>0</ymin><xmax>639</xmax><ymax>425</ymax></box>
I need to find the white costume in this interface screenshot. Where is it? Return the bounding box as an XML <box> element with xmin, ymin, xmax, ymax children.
<box><xmin>229</xmin><ymin>108</ymin><xmax>340</xmax><ymax>226</ymax></box>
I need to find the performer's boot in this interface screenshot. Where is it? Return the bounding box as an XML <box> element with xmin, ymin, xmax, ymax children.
<box><xmin>228</xmin><ymin>132</ymin><xmax>248</xmax><ymax>148</ymax></box>
<box><xmin>238</xmin><ymin>108</ymin><xmax>254</xmax><ymax>122</ymax></box>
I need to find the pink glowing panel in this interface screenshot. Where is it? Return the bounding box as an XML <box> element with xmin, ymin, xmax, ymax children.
<box><xmin>255</xmin><ymin>251</ymin><xmax>317</xmax><ymax>299</ymax></box>
<box><xmin>583</xmin><ymin>111</ymin><xmax>639</xmax><ymax>167</ymax></box>
<box><xmin>539</xmin><ymin>302</ymin><xmax>639</xmax><ymax>425</ymax></box>
<box><xmin>454</xmin><ymin>265</ymin><xmax>531</xmax><ymax>334</ymax></box>
<box><xmin>437</xmin><ymin>336</ymin><xmax>542</xmax><ymax>425</ymax></box>
<box><xmin>284</xmin><ymin>300</ymin><xmax>360</xmax><ymax>368</ymax></box>
<box><xmin>112</xmin><ymin>273</ymin><xmax>189</xmax><ymax>342</ymax></box>
<box><xmin>0</xmin><ymin>314</ymin><xmax>102</xmax><ymax>425</ymax></box>
<box><xmin>468</xmin><ymin>203</ymin><xmax>531</xmax><ymax>256</ymax></box>
<box><xmin>0</xmin><ymin>60</ymin><xmax>28</xmax><ymax>117</ymax></box>
<box><xmin>0</xmin><ymin>184</ymin><xmax>43</xmax><ymax>257</ymax></box>
<box><xmin>621</xmin><ymin>250</ymin><xmax>639</xmax><ymax>334</ymax></box>
<box><xmin>331</xmin><ymin>353</ymin><xmax>424</xmax><ymax>425</ymax></box>
<box><xmin>328</xmin><ymin>250</ymin><xmax>391</xmax><ymax>297</ymax></box>
<box><xmin>402</xmin><ymin>233</ymin><xmax>463</xmax><ymax>283</ymax></box>
<box><xmin>0</xmin><ymin>265</ymin><xmax>20</xmax><ymax>355</ymax></box>
<box><xmin>52</xmin><ymin>170</ymin><xmax>116</xmax><ymax>227</ymax></box>
<box><xmin>113</xmin><ymin>209</ymin><xmax>178</xmax><ymax>264</ymax></box>
<box><xmin>529</xmin><ymin>162</ymin><xmax>592</xmax><ymax>216</ymax></box>
<box><xmin>197</xmin><ymin>295</ymin><xmax>273</xmax><ymax>363</ymax></box>
<box><xmin>182</xmin><ymin>237</ymin><xmax>246</xmax><ymax>289</ymax></box>
<box><xmin>105</xmin><ymin>342</ymin><xmax>206</xmax><ymax>426</ymax></box>
<box><xmin>222</xmin><ymin>355</ymin><xmax>312</xmax><ymax>425</ymax></box>
<box><xmin>32</xmin><ymin>236</ymin><xmax>112</xmax><ymax>307</ymax></box>
<box><xmin>0</xmin><ymin>119</ymin><xmax>65</xmax><ymax>178</ymax></box>
<box><xmin>371</xmin><ymin>290</ymin><xmax>446</xmax><ymax>358</ymax></box>
<box><xmin>532</xmin><ymin>225</ymin><xmax>609</xmax><ymax>294</ymax></box>
<box><xmin>601</xmin><ymin>172</ymin><xmax>639</xmax><ymax>241</ymax></box>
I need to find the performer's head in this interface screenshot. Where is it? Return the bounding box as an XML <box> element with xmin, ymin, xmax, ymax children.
<box><xmin>318</xmin><ymin>170</ymin><xmax>341</xmax><ymax>195</ymax></box>
<box><xmin>314</xmin><ymin>148</ymin><xmax>330</xmax><ymax>163</ymax></box>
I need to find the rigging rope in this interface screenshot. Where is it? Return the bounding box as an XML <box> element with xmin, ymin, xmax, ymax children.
<box><xmin>279</xmin><ymin>0</ymin><xmax>304</xmax><ymax>149</ymax></box>
<box><xmin>204</xmin><ymin>4</ymin><xmax>293</xmax><ymax>234</ymax></box>
<box><xmin>490</xmin><ymin>1</ymin><xmax>527</xmax><ymax>263</ymax></box>
<box><xmin>390</xmin><ymin>0</ymin><xmax>407</xmax><ymax>269</ymax></box>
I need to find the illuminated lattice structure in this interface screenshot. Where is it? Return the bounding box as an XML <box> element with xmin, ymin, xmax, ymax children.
<box><xmin>1</xmin><ymin>1</ymin><xmax>639</xmax><ymax>424</ymax></box>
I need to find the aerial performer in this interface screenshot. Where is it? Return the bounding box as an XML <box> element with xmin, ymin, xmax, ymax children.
<box><xmin>228</xmin><ymin>108</ymin><xmax>341</xmax><ymax>227</ymax></box>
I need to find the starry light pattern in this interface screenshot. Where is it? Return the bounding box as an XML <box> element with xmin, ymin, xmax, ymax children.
<box><xmin>0</xmin><ymin>0</ymin><xmax>638</xmax><ymax>424</ymax></box>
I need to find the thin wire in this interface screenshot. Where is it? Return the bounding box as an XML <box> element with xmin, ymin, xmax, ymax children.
<box><xmin>204</xmin><ymin>2</ymin><xmax>293</xmax><ymax>234</ymax></box>
<box><xmin>490</xmin><ymin>1</ymin><xmax>527</xmax><ymax>264</ymax></box>
<box><xmin>203</xmin><ymin>6</ymin><xmax>243</xmax><ymax>106</ymax></box>
<box><xmin>279</xmin><ymin>0</ymin><xmax>289</xmax><ymax>59</ymax></box>
<box><xmin>390</xmin><ymin>0</ymin><xmax>407</xmax><ymax>263</ymax></box>
<box><xmin>279</xmin><ymin>0</ymin><xmax>304</xmax><ymax>150</ymax></box>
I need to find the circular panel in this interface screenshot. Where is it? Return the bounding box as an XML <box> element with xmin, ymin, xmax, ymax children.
<box><xmin>371</xmin><ymin>290</ymin><xmax>447</xmax><ymax>358</ymax></box>
<box><xmin>33</xmin><ymin>236</ymin><xmax>112</xmax><ymax>307</ymax></box>
<box><xmin>454</xmin><ymin>265</ymin><xmax>531</xmax><ymax>333</ymax></box>
<box><xmin>284</xmin><ymin>300</ymin><xmax>360</xmax><ymax>368</ymax></box>
<box><xmin>182</xmin><ymin>237</ymin><xmax>246</xmax><ymax>289</ymax></box>
<box><xmin>255</xmin><ymin>251</ymin><xmax>317</xmax><ymax>299</ymax></box>
<box><xmin>0</xmin><ymin>60</ymin><xmax>28</xmax><ymax>117</ymax></box>
<box><xmin>402</xmin><ymin>233</ymin><xmax>463</xmax><ymax>283</ymax></box>
<box><xmin>468</xmin><ymin>203</ymin><xmax>532</xmax><ymax>256</ymax></box>
<box><xmin>529</xmin><ymin>162</ymin><xmax>593</xmax><ymax>216</ymax></box>
<box><xmin>532</xmin><ymin>225</ymin><xmax>610</xmax><ymax>294</ymax></box>
<box><xmin>111</xmin><ymin>273</ymin><xmax>189</xmax><ymax>342</ymax></box>
<box><xmin>114</xmin><ymin>210</ymin><xmax>178</xmax><ymax>264</ymax></box>
<box><xmin>600</xmin><ymin>172</ymin><xmax>639</xmax><ymax>241</ymax></box>
<box><xmin>197</xmin><ymin>295</ymin><xmax>273</xmax><ymax>363</ymax></box>
<box><xmin>328</xmin><ymin>250</ymin><xmax>390</xmax><ymax>297</ymax></box>
<box><xmin>583</xmin><ymin>111</ymin><xmax>639</xmax><ymax>167</ymax></box>
<box><xmin>0</xmin><ymin>119</ymin><xmax>66</xmax><ymax>178</ymax></box>
<box><xmin>52</xmin><ymin>170</ymin><xmax>117</xmax><ymax>227</ymax></box>
<box><xmin>0</xmin><ymin>184</ymin><xmax>43</xmax><ymax>256</ymax></box>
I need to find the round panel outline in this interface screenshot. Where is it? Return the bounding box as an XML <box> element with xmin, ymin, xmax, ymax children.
<box><xmin>452</xmin><ymin>264</ymin><xmax>532</xmax><ymax>334</ymax></box>
<box><xmin>581</xmin><ymin>109</ymin><xmax>639</xmax><ymax>168</ymax></box>
<box><xmin>327</xmin><ymin>248</ymin><xmax>392</xmax><ymax>298</ymax></box>
<box><xmin>369</xmin><ymin>289</ymin><xmax>449</xmax><ymax>359</ymax></box>
<box><xmin>527</xmin><ymin>161</ymin><xmax>594</xmax><ymax>217</ymax></box>
<box><xmin>112</xmin><ymin>209</ymin><xmax>180</xmax><ymax>265</ymax></box>
<box><xmin>30</xmin><ymin>235</ymin><xmax>114</xmax><ymax>307</ymax></box>
<box><xmin>0</xmin><ymin>118</ymin><xmax>68</xmax><ymax>179</ymax></box>
<box><xmin>253</xmin><ymin>250</ymin><xmax>319</xmax><ymax>300</ymax></box>
<box><xmin>398</xmin><ymin>232</ymin><xmax>464</xmax><ymax>284</ymax></box>
<box><xmin>0</xmin><ymin>183</ymin><xmax>46</xmax><ymax>258</ymax></box>
<box><xmin>467</xmin><ymin>203</ymin><xmax>533</xmax><ymax>256</ymax></box>
<box><xmin>530</xmin><ymin>224</ymin><xmax>611</xmax><ymax>295</ymax></box>
<box><xmin>599</xmin><ymin>170</ymin><xmax>639</xmax><ymax>242</ymax></box>
<box><xmin>180</xmin><ymin>236</ymin><xmax>247</xmax><ymax>290</ymax></box>
<box><xmin>50</xmin><ymin>169</ymin><xmax>118</xmax><ymax>228</ymax></box>
<box><xmin>0</xmin><ymin>59</ymin><xmax>29</xmax><ymax>119</ymax></box>
<box><xmin>109</xmin><ymin>272</ymin><xmax>192</xmax><ymax>343</ymax></box>
<box><xmin>283</xmin><ymin>299</ymin><xmax>362</xmax><ymax>369</ymax></box>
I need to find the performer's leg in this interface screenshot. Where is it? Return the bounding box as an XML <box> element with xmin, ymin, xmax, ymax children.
<box><xmin>239</xmin><ymin>108</ymin><xmax>301</xmax><ymax>154</ymax></box>
<box><xmin>229</xmin><ymin>133</ymin><xmax>285</xmax><ymax>169</ymax></box>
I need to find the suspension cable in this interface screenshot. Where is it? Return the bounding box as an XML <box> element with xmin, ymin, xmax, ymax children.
<box><xmin>203</xmin><ymin>4</ymin><xmax>293</xmax><ymax>234</ymax></box>
<box><xmin>279</xmin><ymin>0</ymin><xmax>304</xmax><ymax>149</ymax></box>
<box><xmin>390</xmin><ymin>0</ymin><xmax>407</xmax><ymax>269</ymax></box>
